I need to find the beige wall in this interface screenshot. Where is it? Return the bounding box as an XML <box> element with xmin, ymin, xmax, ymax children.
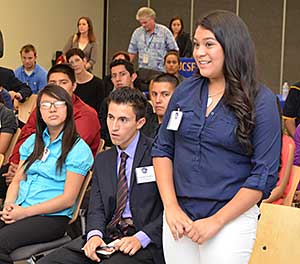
<box><xmin>0</xmin><ymin>0</ymin><xmax>104</xmax><ymax>76</ymax></box>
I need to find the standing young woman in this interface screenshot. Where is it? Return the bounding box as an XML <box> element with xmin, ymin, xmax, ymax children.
<box><xmin>0</xmin><ymin>84</ymin><xmax>93</xmax><ymax>264</ymax></box>
<box><xmin>153</xmin><ymin>10</ymin><xmax>281</xmax><ymax>264</ymax></box>
<box><xmin>169</xmin><ymin>16</ymin><xmax>192</xmax><ymax>57</ymax></box>
<box><xmin>63</xmin><ymin>16</ymin><xmax>97</xmax><ymax>71</ymax></box>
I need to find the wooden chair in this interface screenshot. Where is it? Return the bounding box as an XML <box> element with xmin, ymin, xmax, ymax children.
<box><xmin>249</xmin><ymin>203</ymin><xmax>300</xmax><ymax>263</ymax></box>
<box><xmin>9</xmin><ymin>170</ymin><xmax>93</xmax><ymax>262</ymax></box>
<box><xmin>16</xmin><ymin>94</ymin><xmax>37</xmax><ymax>124</ymax></box>
<box><xmin>3</xmin><ymin>128</ymin><xmax>21</xmax><ymax>164</ymax></box>
<box><xmin>282</xmin><ymin>165</ymin><xmax>300</xmax><ymax>206</ymax></box>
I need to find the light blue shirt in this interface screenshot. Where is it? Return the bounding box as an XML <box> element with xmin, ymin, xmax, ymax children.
<box><xmin>15</xmin><ymin>64</ymin><xmax>47</xmax><ymax>94</ymax></box>
<box><xmin>87</xmin><ymin>131</ymin><xmax>151</xmax><ymax>248</ymax></box>
<box><xmin>16</xmin><ymin>129</ymin><xmax>94</xmax><ymax>218</ymax></box>
<box><xmin>128</xmin><ymin>23</ymin><xmax>178</xmax><ymax>72</ymax></box>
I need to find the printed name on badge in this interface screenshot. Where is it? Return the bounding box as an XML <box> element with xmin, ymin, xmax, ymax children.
<box><xmin>136</xmin><ymin>166</ymin><xmax>156</xmax><ymax>184</ymax></box>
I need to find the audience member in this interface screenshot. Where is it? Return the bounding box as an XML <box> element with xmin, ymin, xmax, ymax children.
<box><xmin>103</xmin><ymin>51</ymin><xmax>131</xmax><ymax>98</ymax></box>
<box><xmin>128</xmin><ymin>7</ymin><xmax>178</xmax><ymax>73</ymax></box>
<box><xmin>152</xmin><ymin>10</ymin><xmax>281</xmax><ymax>264</ymax></box>
<box><xmin>99</xmin><ymin>59</ymin><xmax>157</xmax><ymax>147</ymax></box>
<box><xmin>66</xmin><ymin>48</ymin><xmax>105</xmax><ymax>112</ymax></box>
<box><xmin>164</xmin><ymin>50</ymin><xmax>184</xmax><ymax>83</ymax></box>
<box><xmin>148</xmin><ymin>73</ymin><xmax>179</xmax><ymax>137</ymax></box>
<box><xmin>14</xmin><ymin>44</ymin><xmax>47</xmax><ymax>94</ymax></box>
<box><xmin>1</xmin><ymin>64</ymin><xmax>100</xmax><ymax>199</ymax></box>
<box><xmin>169</xmin><ymin>16</ymin><xmax>192</xmax><ymax>57</ymax></box>
<box><xmin>63</xmin><ymin>17</ymin><xmax>97</xmax><ymax>71</ymax></box>
<box><xmin>0</xmin><ymin>66</ymin><xmax>32</xmax><ymax>103</ymax></box>
<box><xmin>0</xmin><ymin>93</ymin><xmax>17</xmax><ymax>199</ymax></box>
<box><xmin>283</xmin><ymin>81</ymin><xmax>300</xmax><ymax>136</ymax></box>
<box><xmin>0</xmin><ymin>84</ymin><xmax>93</xmax><ymax>264</ymax></box>
<box><xmin>37</xmin><ymin>87</ymin><xmax>164</xmax><ymax>264</ymax></box>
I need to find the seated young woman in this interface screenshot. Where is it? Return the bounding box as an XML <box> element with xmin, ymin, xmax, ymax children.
<box><xmin>0</xmin><ymin>84</ymin><xmax>93</xmax><ymax>264</ymax></box>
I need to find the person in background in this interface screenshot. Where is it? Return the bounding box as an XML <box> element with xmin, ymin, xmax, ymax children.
<box><xmin>15</xmin><ymin>44</ymin><xmax>47</xmax><ymax>94</ymax></box>
<box><xmin>1</xmin><ymin>64</ymin><xmax>100</xmax><ymax>200</ymax></box>
<box><xmin>99</xmin><ymin>59</ymin><xmax>156</xmax><ymax>147</ymax></box>
<box><xmin>37</xmin><ymin>87</ymin><xmax>164</xmax><ymax>264</ymax></box>
<box><xmin>0</xmin><ymin>84</ymin><xmax>93</xmax><ymax>264</ymax></box>
<box><xmin>102</xmin><ymin>50</ymin><xmax>131</xmax><ymax>99</ymax></box>
<box><xmin>283</xmin><ymin>81</ymin><xmax>300</xmax><ymax>137</ymax></box>
<box><xmin>152</xmin><ymin>10</ymin><xmax>281</xmax><ymax>264</ymax></box>
<box><xmin>128</xmin><ymin>7</ymin><xmax>178</xmax><ymax>73</ymax></box>
<box><xmin>164</xmin><ymin>50</ymin><xmax>184</xmax><ymax>83</ymax></box>
<box><xmin>63</xmin><ymin>16</ymin><xmax>97</xmax><ymax>71</ymax></box>
<box><xmin>169</xmin><ymin>16</ymin><xmax>193</xmax><ymax>58</ymax></box>
<box><xmin>66</xmin><ymin>48</ymin><xmax>105</xmax><ymax>113</ymax></box>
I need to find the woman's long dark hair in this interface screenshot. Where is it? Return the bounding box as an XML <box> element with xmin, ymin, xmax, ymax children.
<box><xmin>24</xmin><ymin>84</ymin><xmax>79</xmax><ymax>174</ymax></box>
<box><xmin>196</xmin><ymin>10</ymin><xmax>260</xmax><ymax>155</ymax></box>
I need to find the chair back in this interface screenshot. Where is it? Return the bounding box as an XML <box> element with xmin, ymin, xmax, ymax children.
<box><xmin>97</xmin><ymin>139</ymin><xmax>105</xmax><ymax>154</ymax></box>
<box><xmin>282</xmin><ymin>165</ymin><xmax>300</xmax><ymax>206</ymax></box>
<box><xmin>17</xmin><ymin>94</ymin><xmax>37</xmax><ymax>124</ymax></box>
<box><xmin>249</xmin><ymin>203</ymin><xmax>300</xmax><ymax>263</ymax></box>
<box><xmin>4</xmin><ymin>128</ymin><xmax>21</xmax><ymax>164</ymax></box>
<box><xmin>69</xmin><ymin>170</ymin><xmax>93</xmax><ymax>224</ymax></box>
<box><xmin>0</xmin><ymin>153</ymin><xmax>4</xmax><ymax>167</ymax></box>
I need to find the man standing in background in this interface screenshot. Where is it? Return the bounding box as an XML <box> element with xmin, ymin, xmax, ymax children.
<box><xmin>128</xmin><ymin>7</ymin><xmax>178</xmax><ymax>73</ymax></box>
<box><xmin>15</xmin><ymin>44</ymin><xmax>47</xmax><ymax>94</ymax></box>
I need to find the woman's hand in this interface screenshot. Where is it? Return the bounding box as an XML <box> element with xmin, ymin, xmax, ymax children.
<box><xmin>185</xmin><ymin>214</ymin><xmax>224</xmax><ymax>244</ymax></box>
<box><xmin>165</xmin><ymin>204</ymin><xmax>193</xmax><ymax>240</ymax></box>
<box><xmin>0</xmin><ymin>204</ymin><xmax>28</xmax><ymax>224</ymax></box>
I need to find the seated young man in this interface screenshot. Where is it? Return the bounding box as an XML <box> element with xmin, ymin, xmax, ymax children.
<box><xmin>38</xmin><ymin>87</ymin><xmax>164</xmax><ymax>264</ymax></box>
<box><xmin>99</xmin><ymin>59</ymin><xmax>157</xmax><ymax>148</ymax></box>
<box><xmin>148</xmin><ymin>73</ymin><xmax>179</xmax><ymax>137</ymax></box>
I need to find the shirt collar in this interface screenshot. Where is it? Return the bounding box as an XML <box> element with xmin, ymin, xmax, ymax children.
<box><xmin>116</xmin><ymin>131</ymin><xmax>140</xmax><ymax>159</ymax></box>
<box><xmin>42</xmin><ymin>128</ymin><xmax>64</xmax><ymax>146</ymax></box>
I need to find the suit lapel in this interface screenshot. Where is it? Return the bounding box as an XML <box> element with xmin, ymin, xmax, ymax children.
<box><xmin>130</xmin><ymin>135</ymin><xmax>148</xmax><ymax>187</ymax></box>
<box><xmin>107</xmin><ymin>147</ymin><xmax>118</xmax><ymax>195</ymax></box>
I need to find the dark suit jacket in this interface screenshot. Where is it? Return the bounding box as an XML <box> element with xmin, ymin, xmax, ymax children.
<box><xmin>0</xmin><ymin>66</ymin><xmax>32</xmax><ymax>102</ymax></box>
<box><xmin>87</xmin><ymin>134</ymin><xmax>164</xmax><ymax>264</ymax></box>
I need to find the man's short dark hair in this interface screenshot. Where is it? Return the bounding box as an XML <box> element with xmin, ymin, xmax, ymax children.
<box><xmin>66</xmin><ymin>48</ymin><xmax>85</xmax><ymax>62</ymax></box>
<box><xmin>47</xmin><ymin>64</ymin><xmax>76</xmax><ymax>84</ymax></box>
<box><xmin>107</xmin><ymin>87</ymin><xmax>147</xmax><ymax>120</ymax></box>
<box><xmin>109</xmin><ymin>59</ymin><xmax>135</xmax><ymax>76</ymax></box>
<box><xmin>152</xmin><ymin>73</ymin><xmax>179</xmax><ymax>88</ymax></box>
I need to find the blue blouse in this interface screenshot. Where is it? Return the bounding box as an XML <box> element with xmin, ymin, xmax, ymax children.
<box><xmin>16</xmin><ymin>129</ymin><xmax>94</xmax><ymax>218</ymax></box>
<box><xmin>152</xmin><ymin>76</ymin><xmax>281</xmax><ymax>220</ymax></box>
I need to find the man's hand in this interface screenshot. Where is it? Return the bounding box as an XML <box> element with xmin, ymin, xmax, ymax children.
<box><xmin>115</xmin><ymin>236</ymin><xmax>142</xmax><ymax>256</ymax></box>
<box><xmin>3</xmin><ymin>163</ymin><xmax>18</xmax><ymax>185</ymax></box>
<box><xmin>83</xmin><ymin>236</ymin><xmax>106</xmax><ymax>263</ymax></box>
<box><xmin>14</xmin><ymin>92</ymin><xmax>23</xmax><ymax>101</ymax></box>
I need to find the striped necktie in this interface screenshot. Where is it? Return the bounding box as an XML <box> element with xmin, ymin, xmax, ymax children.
<box><xmin>107</xmin><ymin>151</ymin><xmax>129</xmax><ymax>228</ymax></box>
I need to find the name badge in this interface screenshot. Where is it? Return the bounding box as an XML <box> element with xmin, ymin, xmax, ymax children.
<box><xmin>167</xmin><ymin>110</ymin><xmax>183</xmax><ymax>131</ymax></box>
<box><xmin>135</xmin><ymin>166</ymin><xmax>156</xmax><ymax>184</ymax></box>
<box><xmin>41</xmin><ymin>147</ymin><xmax>50</xmax><ymax>162</ymax></box>
<box><xmin>143</xmin><ymin>54</ymin><xmax>149</xmax><ymax>64</ymax></box>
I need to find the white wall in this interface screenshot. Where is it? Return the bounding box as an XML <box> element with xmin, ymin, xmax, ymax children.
<box><xmin>0</xmin><ymin>0</ymin><xmax>104</xmax><ymax>76</ymax></box>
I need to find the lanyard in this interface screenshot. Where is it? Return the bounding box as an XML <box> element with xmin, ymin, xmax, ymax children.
<box><xmin>144</xmin><ymin>32</ymin><xmax>155</xmax><ymax>51</ymax></box>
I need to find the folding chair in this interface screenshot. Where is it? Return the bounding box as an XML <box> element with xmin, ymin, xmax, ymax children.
<box><xmin>249</xmin><ymin>203</ymin><xmax>300</xmax><ymax>263</ymax></box>
<box><xmin>3</xmin><ymin>128</ymin><xmax>21</xmax><ymax>164</ymax></box>
<box><xmin>10</xmin><ymin>170</ymin><xmax>93</xmax><ymax>263</ymax></box>
<box><xmin>16</xmin><ymin>94</ymin><xmax>37</xmax><ymax>124</ymax></box>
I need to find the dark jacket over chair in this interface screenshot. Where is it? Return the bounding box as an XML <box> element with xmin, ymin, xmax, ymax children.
<box><xmin>0</xmin><ymin>67</ymin><xmax>32</xmax><ymax>102</ymax></box>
